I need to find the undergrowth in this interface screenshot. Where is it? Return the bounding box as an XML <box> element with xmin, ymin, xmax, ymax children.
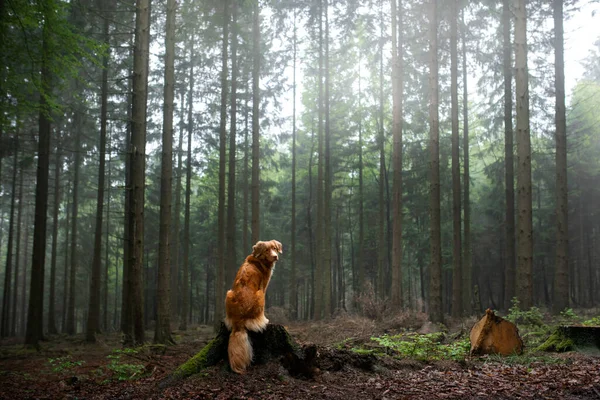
<box><xmin>369</xmin><ymin>332</ymin><xmax>470</xmax><ymax>362</ymax></box>
<box><xmin>101</xmin><ymin>348</ymin><xmax>145</xmax><ymax>381</ymax></box>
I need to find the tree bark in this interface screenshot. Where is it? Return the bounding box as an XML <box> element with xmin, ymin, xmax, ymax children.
<box><xmin>323</xmin><ymin>0</ymin><xmax>332</xmax><ymax>316</ymax></box>
<box><xmin>66</xmin><ymin>112</ymin><xmax>81</xmax><ymax>336</ymax></box>
<box><xmin>552</xmin><ymin>0</ymin><xmax>569</xmax><ymax>314</ymax></box>
<box><xmin>181</xmin><ymin>38</ymin><xmax>193</xmax><ymax>332</ymax></box>
<box><xmin>503</xmin><ymin>0</ymin><xmax>516</xmax><ymax>311</ymax></box>
<box><xmin>314</xmin><ymin>0</ymin><xmax>324</xmax><ymax>320</ymax></box>
<box><xmin>514</xmin><ymin>0</ymin><xmax>533</xmax><ymax>310</ymax></box>
<box><xmin>450</xmin><ymin>0</ymin><xmax>462</xmax><ymax>318</ymax></box>
<box><xmin>290</xmin><ymin>8</ymin><xmax>298</xmax><ymax>320</ymax></box>
<box><xmin>155</xmin><ymin>0</ymin><xmax>176</xmax><ymax>345</ymax></box>
<box><xmin>48</xmin><ymin>130</ymin><xmax>61</xmax><ymax>335</ymax></box>
<box><xmin>215</xmin><ymin>0</ymin><xmax>229</xmax><ymax>330</ymax></box>
<box><xmin>86</xmin><ymin>6</ymin><xmax>111</xmax><ymax>342</ymax></box>
<box><xmin>25</xmin><ymin>7</ymin><xmax>52</xmax><ymax>344</ymax></box>
<box><xmin>226</xmin><ymin>0</ymin><xmax>238</xmax><ymax>292</ymax></box>
<box><xmin>127</xmin><ymin>0</ymin><xmax>151</xmax><ymax>345</ymax></box>
<box><xmin>1</xmin><ymin>139</ymin><xmax>17</xmax><ymax>338</ymax></box>
<box><xmin>461</xmin><ymin>9</ymin><xmax>472</xmax><ymax>314</ymax></box>
<box><xmin>390</xmin><ymin>0</ymin><xmax>403</xmax><ymax>309</ymax></box>
<box><xmin>251</xmin><ymin>0</ymin><xmax>261</xmax><ymax>244</ymax></box>
<box><xmin>428</xmin><ymin>0</ymin><xmax>443</xmax><ymax>324</ymax></box>
<box><xmin>377</xmin><ymin>0</ymin><xmax>385</xmax><ymax>299</ymax></box>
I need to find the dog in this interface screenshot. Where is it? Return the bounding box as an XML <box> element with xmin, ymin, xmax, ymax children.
<box><xmin>224</xmin><ymin>240</ymin><xmax>283</xmax><ymax>374</ymax></box>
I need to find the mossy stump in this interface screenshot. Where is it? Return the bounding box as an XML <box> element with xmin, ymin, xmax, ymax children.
<box><xmin>538</xmin><ymin>326</ymin><xmax>600</xmax><ymax>352</ymax></box>
<box><xmin>160</xmin><ymin>323</ymin><xmax>317</xmax><ymax>388</ymax></box>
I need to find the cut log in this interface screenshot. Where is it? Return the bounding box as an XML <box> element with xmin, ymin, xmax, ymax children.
<box><xmin>160</xmin><ymin>323</ymin><xmax>317</xmax><ymax>388</ymax></box>
<box><xmin>538</xmin><ymin>325</ymin><xmax>600</xmax><ymax>352</ymax></box>
<box><xmin>470</xmin><ymin>309</ymin><xmax>523</xmax><ymax>356</ymax></box>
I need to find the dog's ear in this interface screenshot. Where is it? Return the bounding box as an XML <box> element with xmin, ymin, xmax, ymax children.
<box><xmin>272</xmin><ymin>240</ymin><xmax>283</xmax><ymax>253</ymax></box>
<box><xmin>252</xmin><ymin>241</ymin><xmax>267</xmax><ymax>257</ymax></box>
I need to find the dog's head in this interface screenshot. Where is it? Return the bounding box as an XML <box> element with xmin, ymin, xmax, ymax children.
<box><xmin>252</xmin><ymin>240</ymin><xmax>283</xmax><ymax>266</ymax></box>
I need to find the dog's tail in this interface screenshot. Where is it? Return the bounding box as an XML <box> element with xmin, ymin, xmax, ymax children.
<box><xmin>228</xmin><ymin>327</ymin><xmax>253</xmax><ymax>374</ymax></box>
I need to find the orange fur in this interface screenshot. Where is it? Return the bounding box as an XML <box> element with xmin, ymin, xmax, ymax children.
<box><xmin>225</xmin><ymin>240</ymin><xmax>282</xmax><ymax>374</ymax></box>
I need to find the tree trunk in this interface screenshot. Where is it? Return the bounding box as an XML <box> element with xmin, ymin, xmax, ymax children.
<box><xmin>323</xmin><ymin>0</ymin><xmax>332</xmax><ymax>317</ymax></box>
<box><xmin>66</xmin><ymin>114</ymin><xmax>81</xmax><ymax>336</ymax></box>
<box><xmin>48</xmin><ymin>130</ymin><xmax>61</xmax><ymax>335</ymax></box>
<box><xmin>127</xmin><ymin>0</ymin><xmax>151</xmax><ymax>345</ymax></box>
<box><xmin>21</xmin><ymin>212</ymin><xmax>30</xmax><ymax>336</ymax></box>
<box><xmin>428</xmin><ymin>0</ymin><xmax>443</xmax><ymax>324</ymax></box>
<box><xmin>461</xmin><ymin>8</ymin><xmax>472</xmax><ymax>315</ymax></box>
<box><xmin>103</xmin><ymin>147</ymin><xmax>111</xmax><ymax>331</ymax></box>
<box><xmin>86</xmin><ymin>7</ymin><xmax>111</xmax><ymax>342</ymax></box>
<box><xmin>514</xmin><ymin>0</ymin><xmax>533</xmax><ymax>310</ymax></box>
<box><xmin>215</xmin><ymin>0</ymin><xmax>229</xmax><ymax>330</ymax></box>
<box><xmin>180</xmin><ymin>38</ymin><xmax>193</xmax><ymax>332</ymax></box>
<box><xmin>377</xmin><ymin>0</ymin><xmax>385</xmax><ymax>300</ymax></box>
<box><xmin>121</xmin><ymin>40</ymin><xmax>133</xmax><ymax>340</ymax></box>
<box><xmin>290</xmin><ymin>8</ymin><xmax>298</xmax><ymax>320</ymax></box>
<box><xmin>12</xmin><ymin>160</ymin><xmax>24</xmax><ymax>336</ymax></box>
<box><xmin>1</xmin><ymin>139</ymin><xmax>17</xmax><ymax>338</ymax></box>
<box><xmin>226</xmin><ymin>0</ymin><xmax>238</xmax><ymax>292</ymax></box>
<box><xmin>155</xmin><ymin>0</ymin><xmax>176</xmax><ymax>344</ymax></box>
<box><xmin>390</xmin><ymin>0</ymin><xmax>403</xmax><ymax>309</ymax></box>
<box><xmin>450</xmin><ymin>0</ymin><xmax>462</xmax><ymax>318</ymax></box>
<box><xmin>357</xmin><ymin>51</ymin><xmax>364</xmax><ymax>301</ymax></box>
<box><xmin>314</xmin><ymin>0</ymin><xmax>324</xmax><ymax>320</ymax></box>
<box><xmin>502</xmin><ymin>0</ymin><xmax>516</xmax><ymax>311</ymax></box>
<box><xmin>251</xmin><ymin>0</ymin><xmax>260</xmax><ymax>244</ymax></box>
<box><xmin>552</xmin><ymin>0</ymin><xmax>569</xmax><ymax>314</ymax></box>
<box><xmin>61</xmin><ymin>180</ymin><xmax>70</xmax><ymax>333</ymax></box>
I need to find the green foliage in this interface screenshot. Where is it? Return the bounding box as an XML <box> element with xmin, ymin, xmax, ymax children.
<box><xmin>582</xmin><ymin>316</ymin><xmax>600</xmax><ymax>327</ymax></box>
<box><xmin>47</xmin><ymin>355</ymin><xmax>85</xmax><ymax>373</ymax></box>
<box><xmin>105</xmin><ymin>349</ymin><xmax>145</xmax><ymax>381</ymax></box>
<box><xmin>559</xmin><ymin>308</ymin><xmax>580</xmax><ymax>323</ymax></box>
<box><xmin>505</xmin><ymin>298</ymin><xmax>544</xmax><ymax>327</ymax></box>
<box><xmin>370</xmin><ymin>333</ymin><xmax>470</xmax><ymax>362</ymax></box>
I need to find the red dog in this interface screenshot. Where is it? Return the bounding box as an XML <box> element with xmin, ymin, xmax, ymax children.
<box><xmin>225</xmin><ymin>240</ymin><xmax>283</xmax><ymax>374</ymax></box>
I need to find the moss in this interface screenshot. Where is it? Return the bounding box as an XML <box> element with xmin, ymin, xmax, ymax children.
<box><xmin>537</xmin><ymin>330</ymin><xmax>575</xmax><ymax>352</ymax></box>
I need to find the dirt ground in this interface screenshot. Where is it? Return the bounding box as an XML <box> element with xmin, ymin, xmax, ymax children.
<box><xmin>1</xmin><ymin>316</ymin><xmax>599</xmax><ymax>399</ymax></box>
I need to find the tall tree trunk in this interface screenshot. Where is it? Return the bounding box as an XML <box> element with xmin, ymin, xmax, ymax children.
<box><xmin>180</xmin><ymin>38</ymin><xmax>193</xmax><ymax>332</ymax></box>
<box><xmin>357</xmin><ymin>51</ymin><xmax>364</xmax><ymax>301</ymax></box>
<box><xmin>450</xmin><ymin>0</ymin><xmax>462</xmax><ymax>318</ymax></box>
<box><xmin>390</xmin><ymin>0</ymin><xmax>403</xmax><ymax>308</ymax></box>
<box><xmin>251</xmin><ymin>0</ymin><xmax>260</xmax><ymax>244</ymax></box>
<box><xmin>226</xmin><ymin>0</ymin><xmax>238</xmax><ymax>291</ymax></box>
<box><xmin>290</xmin><ymin>8</ymin><xmax>298</xmax><ymax>320</ymax></box>
<box><xmin>103</xmin><ymin>146</ymin><xmax>111</xmax><ymax>331</ymax></box>
<box><xmin>155</xmin><ymin>0</ymin><xmax>176</xmax><ymax>344</ymax></box>
<box><xmin>215</xmin><ymin>0</ymin><xmax>229</xmax><ymax>330</ymax></box>
<box><xmin>1</xmin><ymin>140</ymin><xmax>17</xmax><ymax>338</ymax></box>
<box><xmin>514</xmin><ymin>0</ymin><xmax>533</xmax><ymax>309</ymax></box>
<box><xmin>21</xmin><ymin>211</ymin><xmax>30</xmax><ymax>336</ymax></box>
<box><xmin>172</xmin><ymin>88</ymin><xmax>183</xmax><ymax>324</ymax></box>
<box><xmin>86</xmin><ymin>5</ymin><xmax>111</xmax><ymax>342</ymax></box>
<box><xmin>12</xmin><ymin>162</ymin><xmax>23</xmax><ymax>336</ymax></box>
<box><xmin>127</xmin><ymin>0</ymin><xmax>151</xmax><ymax>344</ymax></box>
<box><xmin>26</xmin><ymin>4</ymin><xmax>52</xmax><ymax>345</ymax></box>
<box><xmin>66</xmin><ymin>112</ymin><xmax>81</xmax><ymax>336</ymax></box>
<box><xmin>502</xmin><ymin>0</ymin><xmax>516</xmax><ymax>311</ymax></box>
<box><xmin>461</xmin><ymin>9</ymin><xmax>472</xmax><ymax>314</ymax></box>
<box><xmin>121</xmin><ymin>37</ymin><xmax>134</xmax><ymax>341</ymax></box>
<box><xmin>552</xmin><ymin>0</ymin><xmax>568</xmax><ymax>314</ymax></box>
<box><xmin>377</xmin><ymin>0</ymin><xmax>385</xmax><ymax>299</ymax></box>
<box><xmin>314</xmin><ymin>0</ymin><xmax>324</xmax><ymax>320</ymax></box>
<box><xmin>48</xmin><ymin>130</ymin><xmax>62</xmax><ymax>335</ymax></box>
<box><xmin>61</xmin><ymin>180</ymin><xmax>70</xmax><ymax>333</ymax></box>
<box><xmin>428</xmin><ymin>0</ymin><xmax>443</xmax><ymax>324</ymax></box>
<box><xmin>323</xmin><ymin>0</ymin><xmax>332</xmax><ymax>317</ymax></box>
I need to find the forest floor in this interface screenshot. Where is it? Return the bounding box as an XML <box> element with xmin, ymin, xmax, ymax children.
<box><xmin>1</xmin><ymin>311</ymin><xmax>600</xmax><ymax>399</ymax></box>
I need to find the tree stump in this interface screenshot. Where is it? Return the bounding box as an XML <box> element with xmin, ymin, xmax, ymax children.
<box><xmin>160</xmin><ymin>323</ymin><xmax>318</xmax><ymax>388</ymax></box>
<box><xmin>538</xmin><ymin>326</ymin><xmax>600</xmax><ymax>352</ymax></box>
<box><xmin>469</xmin><ymin>309</ymin><xmax>524</xmax><ymax>356</ymax></box>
